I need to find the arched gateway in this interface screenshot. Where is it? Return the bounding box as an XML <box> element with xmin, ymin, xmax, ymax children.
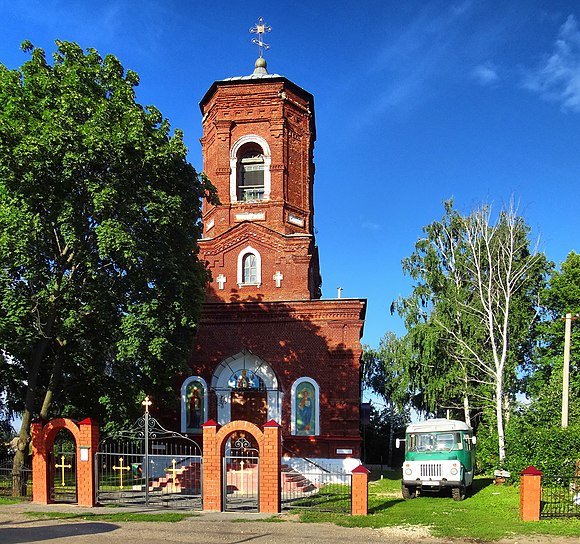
<box><xmin>202</xmin><ymin>419</ymin><xmax>281</xmax><ymax>513</ymax></box>
<box><xmin>31</xmin><ymin>417</ymin><xmax>99</xmax><ymax>506</ymax></box>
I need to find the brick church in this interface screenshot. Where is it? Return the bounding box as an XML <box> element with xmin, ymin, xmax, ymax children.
<box><xmin>179</xmin><ymin>43</ymin><xmax>366</xmax><ymax>465</ymax></box>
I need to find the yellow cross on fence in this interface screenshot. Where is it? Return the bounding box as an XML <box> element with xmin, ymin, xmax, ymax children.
<box><xmin>164</xmin><ymin>458</ymin><xmax>180</xmax><ymax>493</ymax></box>
<box><xmin>112</xmin><ymin>457</ymin><xmax>131</xmax><ymax>489</ymax></box>
<box><xmin>55</xmin><ymin>455</ymin><xmax>72</xmax><ymax>487</ymax></box>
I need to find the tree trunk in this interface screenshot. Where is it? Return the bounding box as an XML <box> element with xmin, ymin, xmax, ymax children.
<box><xmin>496</xmin><ymin>379</ymin><xmax>506</xmax><ymax>465</ymax></box>
<box><xmin>11</xmin><ymin>335</ymin><xmax>51</xmax><ymax>496</ymax></box>
<box><xmin>463</xmin><ymin>394</ymin><xmax>472</xmax><ymax>427</ymax></box>
<box><xmin>40</xmin><ymin>351</ymin><xmax>64</xmax><ymax>419</ymax></box>
<box><xmin>11</xmin><ymin>408</ymin><xmax>32</xmax><ymax>497</ymax></box>
<box><xmin>387</xmin><ymin>401</ymin><xmax>395</xmax><ymax>467</ymax></box>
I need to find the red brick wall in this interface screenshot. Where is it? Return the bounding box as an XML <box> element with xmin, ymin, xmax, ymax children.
<box><xmin>191</xmin><ymin>299</ymin><xmax>365</xmax><ymax>459</ymax></box>
<box><xmin>199</xmin><ymin>224</ymin><xmax>318</xmax><ymax>302</ymax></box>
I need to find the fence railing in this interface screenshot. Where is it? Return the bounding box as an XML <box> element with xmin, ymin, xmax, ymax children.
<box><xmin>541</xmin><ymin>474</ymin><xmax>580</xmax><ymax>518</ymax></box>
<box><xmin>0</xmin><ymin>458</ymin><xmax>32</xmax><ymax>498</ymax></box>
<box><xmin>280</xmin><ymin>457</ymin><xmax>352</xmax><ymax>513</ymax></box>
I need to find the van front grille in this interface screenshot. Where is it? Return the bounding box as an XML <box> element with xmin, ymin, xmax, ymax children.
<box><xmin>420</xmin><ymin>463</ymin><xmax>442</xmax><ymax>478</ymax></box>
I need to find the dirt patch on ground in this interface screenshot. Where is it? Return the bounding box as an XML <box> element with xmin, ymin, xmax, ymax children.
<box><xmin>376</xmin><ymin>524</ymin><xmax>438</xmax><ymax>541</ymax></box>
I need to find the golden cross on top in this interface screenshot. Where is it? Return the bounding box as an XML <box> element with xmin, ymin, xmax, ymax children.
<box><xmin>250</xmin><ymin>16</ymin><xmax>272</xmax><ymax>58</ymax></box>
<box><xmin>142</xmin><ymin>395</ymin><xmax>152</xmax><ymax>413</ymax></box>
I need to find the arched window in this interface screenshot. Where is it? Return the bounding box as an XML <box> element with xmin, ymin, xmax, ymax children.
<box><xmin>243</xmin><ymin>253</ymin><xmax>257</xmax><ymax>284</ymax></box>
<box><xmin>238</xmin><ymin>150</ymin><xmax>265</xmax><ymax>201</ymax></box>
<box><xmin>237</xmin><ymin>246</ymin><xmax>261</xmax><ymax>287</ymax></box>
<box><xmin>229</xmin><ymin>135</ymin><xmax>272</xmax><ymax>203</ymax></box>
<box><xmin>291</xmin><ymin>378</ymin><xmax>320</xmax><ymax>436</ymax></box>
<box><xmin>180</xmin><ymin>376</ymin><xmax>209</xmax><ymax>434</ymax></box>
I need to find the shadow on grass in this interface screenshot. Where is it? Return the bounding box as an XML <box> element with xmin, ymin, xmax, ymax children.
<box><xmin>368</xmin><ymin>498</ymin><xmax>404</xmax><ymax>513</ymax></box>
<box><xmin>469</xmin><ymin>477</ymin><xmax>494</xmax><ymax>497</ymax></box>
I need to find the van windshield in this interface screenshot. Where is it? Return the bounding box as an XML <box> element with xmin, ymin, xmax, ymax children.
<box><xmin>407</xmin><ymin>432</ymin><xmax>463</xmax><ymax>452</ymax></box>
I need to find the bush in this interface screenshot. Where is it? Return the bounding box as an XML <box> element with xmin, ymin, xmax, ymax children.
<box><xmin>474</xmin><ymin>419</ymin><xmax>580</xmax><ymax>478</ymax></box>
<box><xmin>504</xmin><ymin>422</ymin><xmax>580</xmax><ymax>476</ymax></box>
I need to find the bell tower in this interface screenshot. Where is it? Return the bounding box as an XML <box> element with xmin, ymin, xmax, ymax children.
<box><xmin>186</xmin><ymin>22</ymin><xmax>366</xmax><ymax>463</ymax></box>
<box><xmin>198</xmin><ymin>55</ymin><xmax>321</xmax><ymax>302</ymax></box>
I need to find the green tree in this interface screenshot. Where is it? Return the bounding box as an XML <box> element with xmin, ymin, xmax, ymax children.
<box><xmin>362</xmin><ymin>332</ymin><xmax>410</xmax><ymax>466</ymax></box>
<box><xmin>524</xmin><ymin>251</ymin><xmax>580</xmax><ymax>426</ymax></box>
<box><xmin>394</xmin><ymin>200</ymin><xmax>550</xmax><ymax>464</ymax></box>
<box><xmin>0</xmin><ymin>41</ymin><xmax>215</xmax><ymax>494</ymax></box>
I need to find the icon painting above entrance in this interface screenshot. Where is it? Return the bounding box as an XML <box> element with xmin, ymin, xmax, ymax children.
<box><xmin>210</xmin><ymin>350</ymin><xmax>281</xmax><ymax>426</ymax></box>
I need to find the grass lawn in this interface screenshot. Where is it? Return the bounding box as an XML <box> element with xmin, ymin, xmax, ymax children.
<box><xmin>0</xmin><ymin>497</ymin><xmax>27</xmax><ymax>505</ymax></box>
<box><xmin>299</xmin><ymin>470</ymin><xmax>579</xmax><ymax>541</ymax></box>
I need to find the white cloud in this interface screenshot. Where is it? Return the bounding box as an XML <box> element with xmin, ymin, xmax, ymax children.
<box><xmin>472</xmin><ymin>62</ymin><xmax>500</xmax><ymax>85</ymax></box>
<box><xmin>523</xmin><ymin>14</ymin><xmax>580</xmax><ymax>112</ymax></box>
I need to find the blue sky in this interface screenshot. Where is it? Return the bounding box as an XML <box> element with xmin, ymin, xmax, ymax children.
<box><xmin>2</xmin><ymin>0</ymin><xmax>579</xmax><ymax>350</ymax></box>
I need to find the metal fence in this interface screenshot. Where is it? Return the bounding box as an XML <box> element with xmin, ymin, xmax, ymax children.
<box><xmin>281</xmin><ymin>458</ymin><xmax>352</xmax><ymax>513</ymax></box>
<box><xmin>0</xmin><ymin>458</ymin><xmax>32</xmax><ymax>498</ymax></box>
<box><xmin>223</xmin><ymin>436</ymin><xmax>260</xmax><ymax>512</ymax></box>
<box><xmin>541</xmin><ymin>474</ymin><xmax>580</xmax><ymax>518</ymax></box>
<box><xmin>96</xmin><ymin>412</ymin><xmax>202</xmax><ymax>509</ymax></box>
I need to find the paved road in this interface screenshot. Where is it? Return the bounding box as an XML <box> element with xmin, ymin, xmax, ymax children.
<box><xmin>0</xmin><ymin>503</ymin><xmax>446</xmax><ymax>544</ymax></box>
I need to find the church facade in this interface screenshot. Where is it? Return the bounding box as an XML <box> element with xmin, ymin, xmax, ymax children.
<box><xmin>180</xmin><ymin>56</ymin><xmax>366</xmax><ymax>463</ymax></box>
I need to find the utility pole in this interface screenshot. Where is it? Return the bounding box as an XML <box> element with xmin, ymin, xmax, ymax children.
<box><xmin>562</xmin><ymin>313</ymin><xmax>577</xmax><ymax>428</ymax></box>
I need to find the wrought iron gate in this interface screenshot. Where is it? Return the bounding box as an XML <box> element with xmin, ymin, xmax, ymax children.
<box><xmin>51</xmin><ymin>449</ymin><xmax>76</xmax><ymax>503</ymax></box>
<box><xmin>223</xmin><ymin>436</ymin><xmax>259</xmax><ymax>511</ymax></box>
<box><xmin>96</xmin><ymin>403</ymin><xmax>202</xmax><ymax>509</ymax></box>
<box><xmin>51</xmin><ymin>433</ymin><xmax>77</xmax><ymax>503</ymax></box>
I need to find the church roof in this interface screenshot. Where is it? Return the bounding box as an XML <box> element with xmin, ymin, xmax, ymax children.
<box><xmin>199</xmin><ymin>57</ymin><xmax>314</xmax><ymax>113</ymax></box>
<box><xmin>221</xmin><ymin>57</ymin><xmax>282</xmax><ymax>81</ymax></box>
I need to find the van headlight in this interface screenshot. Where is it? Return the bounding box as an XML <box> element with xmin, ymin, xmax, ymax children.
<box><xmin>450</xmin><ymin>467</ymin><xmax>458</xmax><ymax>475</ymax></box>
<box><xmin>405</xmin><ymin>468</ymin><xmax>412</xmax><ymax>475</ymax></box>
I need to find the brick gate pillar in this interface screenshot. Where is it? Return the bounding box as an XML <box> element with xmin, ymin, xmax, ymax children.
<box><xmin>77</xmin><ymin>418</ymin><xmax>99</xmax><ymax>507</ymax></box>
<box><xmin>351</xmin><ymin>464</ymin><xmax>370</xmax><ymax>516</ymax></box>
<box><xmin>31</xmin><ymin>420</ymin><xmax>49</xmax><ymax>504</ymax></box>
<box><xmin>260</xmin><ymin>420</ymin><xmax>281</xmax><ymax>513</ymax></box>
<box><xmin>202</xmin><ymin>419</ymin><xmax>221</xmax><ymax>511</ymax></box>
<box><xmin>520</xmin><ymin>465</ymin><xmax>543</xmax><ymax>521</ymax></box>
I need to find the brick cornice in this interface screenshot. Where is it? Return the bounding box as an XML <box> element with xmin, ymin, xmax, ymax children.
<box><xmin>200</xmin><ymin>298</ymin><xmax>367</xmax><ymax>323</ymax></box>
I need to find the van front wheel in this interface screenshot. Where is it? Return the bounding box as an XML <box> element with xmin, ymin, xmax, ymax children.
<box><xmin>452</xmin><ymin>485</ymin><xmax>466</xmax><ymax>501</ymax></box>
<box><xmin>402</xmin><ymin>484</ymin><xmax>416</xmax><ymax>500</ymax></box>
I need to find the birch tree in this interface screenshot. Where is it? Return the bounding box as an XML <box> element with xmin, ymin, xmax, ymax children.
<box><xmin>396</xmin><ymin>200</ymin><xmax>549</xmax><ymax>464</ymax></box>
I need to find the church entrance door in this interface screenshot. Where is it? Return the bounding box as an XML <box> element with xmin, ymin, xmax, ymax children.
<box><xmin>230</xmin><ymin>391</ymin><xmax>267</xmax><ymax>450</ymax></box>
<box><xmin>230</xmin><ymin>391</ymin><xmax>267</xmax><ymax>426</ymax></box>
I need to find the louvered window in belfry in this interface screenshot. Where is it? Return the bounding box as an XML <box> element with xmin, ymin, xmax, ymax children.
<box><xmin>242</xmin><ymin>253</ymin><xmax>258</xmax><ymax>284</ymax></box>
<box><xmin>238</xmin><ymin>151</ymin><xmax>265</xmax><ymax>201</ymax></box>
